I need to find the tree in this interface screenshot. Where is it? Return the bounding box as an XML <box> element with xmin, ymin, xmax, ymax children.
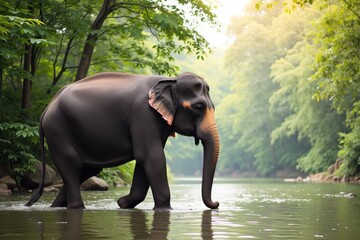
<box><xmin>311</xmin><ymin>0</ymin><xmax>360</xmax><ymax>176</ymax></box>
<box><xmin>255</xmin><ymin>0</ymin><xmax>314</xmax><ymax>13</ymax></box>
<box><xmin>2</xmin><ymin>0</ymin><xmax>218</xmax><ymax>117</ymax></box>
<box><xmin>0</xmin><ymin>0</ymin><xmax>219</xmax><ymax>182</ymax></box>
<box><xmin>75</xmin><ymin>0</ymin><xmax>217</xmax><ymax>80</ymax></box>
<box><xmin>0</xmin><ymin>0</ymin><xmax>47</xmax><ymax>119</ymax></box>
<box><xmin>271</xmin><ymin>40</ymin><xmax>346</xmax><ymax>173</ymax></box>
<box><xmin>219</xmin><ymin>0</ymin><xmax>340</xmax><ymax>176</ymax></box>
<box><xmin>220</xmin><ymin>1</ymin><xmax>286</xmax><ymax>176</ymax></box>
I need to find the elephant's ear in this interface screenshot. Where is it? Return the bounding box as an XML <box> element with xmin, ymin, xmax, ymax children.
<box><xmin>148</xmin><ymin>80</ymin><xmax>177</xmax><ymax>125</ymax></box>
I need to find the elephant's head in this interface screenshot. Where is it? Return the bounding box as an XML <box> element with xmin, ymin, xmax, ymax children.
<box><xmin>148</xmin><ymin>72</ymin><xmax>220</xmax><ymax>209</ymax></box>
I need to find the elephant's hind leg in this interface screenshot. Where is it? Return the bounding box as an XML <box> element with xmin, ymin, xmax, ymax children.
<box><xmin>49</xmin><ymin>142</ymin><xmax>85</xmax><ymax>209</ymax></box>
<box><xmin>50</xmin><ymin>167</ymin><xmax>102</xmax><ymax>208</ymax></box>
<box><xmin>80</xmin><ymin>166</ymin><xmax>103</xmax><ymax>183</ymax></box>
<box><xmin>51</xmin><ymin>187</ymin><xmax>67</xmax><ymax>207</ymax></box>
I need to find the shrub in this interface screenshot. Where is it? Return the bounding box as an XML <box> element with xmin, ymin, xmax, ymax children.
<box><xmin>0</xmin><ymin>122</ymin><xmax>39</xmax><ymax>183</ymax></box>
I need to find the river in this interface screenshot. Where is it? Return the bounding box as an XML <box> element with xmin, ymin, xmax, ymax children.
<box><xmin>0</xmin><ymin>178</ymin><xmax>359</xmax><ymax>239</ymax></box>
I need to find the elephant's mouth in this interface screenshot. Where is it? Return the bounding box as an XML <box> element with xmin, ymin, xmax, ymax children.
<box><xmin>194</xmin><ymin>122</ymin><xmax>201</xmax><ymax>145</ymax></box>
<box><xmin>194</xmin><ymin>131</ymin><xmax>200</xmax><ymax>145</ymax></box>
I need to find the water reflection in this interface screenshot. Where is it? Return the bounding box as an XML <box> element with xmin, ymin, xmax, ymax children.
<box><xmin>56</xmin><ymin>210</ymin><xmax>91</xmax><ymax>240</ymax></box>
<box><xmin>119</xmin><ymin>209</ymin><xmax>216</xmax><ymax>240</ymax></box>
<box><xmin>1</xmin><ymin>178</ymin><xmax>360</xmax><ymax>239</ymax></box>
<box><xmin>201</xmin><ymin>210</ymin><xmax>213</xmax><ymax>239</ymax></box>
<box><xmin>19</xmin><ymin>209</ymin><xmax>217</xmax><ymax>239</ymax></box>
<box><xmin>123</xmin><ymin>210</ymin><xmax>171</xmax><ymax>239</ymax></box>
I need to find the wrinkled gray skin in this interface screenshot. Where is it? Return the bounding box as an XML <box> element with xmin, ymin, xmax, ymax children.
<box><xmin>25</xmin><ymin>72</ymin><xmax>220</xmax><ymax>210</ymax></box>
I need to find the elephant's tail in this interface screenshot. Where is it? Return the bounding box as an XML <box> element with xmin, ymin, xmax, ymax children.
<box><xmin>25</xmin><ymin>112</ymin><xmax>46</xmax><ymax>207</ymax></box>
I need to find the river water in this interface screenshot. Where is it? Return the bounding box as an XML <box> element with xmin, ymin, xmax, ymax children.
<box><xmin>0</xmin><ymin>178</ymin><xmax>359</xmax><ymax>239</ymax></box>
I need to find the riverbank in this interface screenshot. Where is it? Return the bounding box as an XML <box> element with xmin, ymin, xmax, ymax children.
<box><xmin>285</xmin><ymin>174</ymin><xmax>360</xmax><ymax>184</ymax></box>
<box><xmin>285</xmin><ymin>158</ymin><xmax>360</xmax><ymax>184</ymax></box>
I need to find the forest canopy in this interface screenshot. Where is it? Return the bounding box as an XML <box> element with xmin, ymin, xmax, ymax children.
<box><xmin>216</xmin><ymin>0</ymin><xmax>360</xmax><ymax>177</ymax></box>
<box><xmin>1</xmin><ymin>0</ymin><xmax>360</xmax><ymax>184</ymax></box>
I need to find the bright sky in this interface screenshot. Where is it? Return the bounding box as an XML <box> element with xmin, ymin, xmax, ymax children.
<box><xmin>201</xmin><ymin>0</ymin><xmax>251</xmax><ymax>49</ymax></box>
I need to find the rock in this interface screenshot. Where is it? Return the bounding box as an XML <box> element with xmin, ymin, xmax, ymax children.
<box><xmin>0</xmin><ymin>183</ymin><xmax>11</xmax><ymax>196</ymax></box>
<box><xmin>341</xmin><ymin>176</ymin><xmax>349</xmax><ymax>183</ymax></box>
<box><xmin>344</xmin><ymin>193</ymin><xmax>357</xmax><ymax>198</ymax></box>
<box><xmin>324</xmin><ymin>175</ymin><xmax>333</xmax><ymax>181</ymax></box>
<box><xmin>296</xmin><ymin>176</ymin><xmax>304</xmax><ymax>182</ymax></box>
<box><xmin>309</xmin><ymin>173</ymin><xmax>325</xmax><ymax>182</ymax></box>
<box><xmin>80</xmin><ymin>176</ymin><xmax>109</xmax><ymax>191</ymax></box>
<box><xmin>0</xmin><ymin>183</ymin><xmax>7</xmax><ymax>190</ymax></box>
<box><xmin>284</xmin><ymin>178</ymin><xmax>296</xmax><ymax>183</ymax></box>
<box><xmin>332</xmin><ymin>176</ymin><xmax>340</xmax><ymax>182</ymax></box>
<box><xmin>0</xmin><ymin>176</ymin><xmax>17</xmax><ymax>190</ymax></box>
<box><xmin>21</xmin><ymin>162</ymin><xmax>56</xmax><ymax>190</ymax></box>
<box><xmin>44</xmin><ymin>186</ymin><xmax>60</xmax><ymax>193</ymax></box>
<box><xmin>334</xmin><ymin>158</ymin><xmax>344</xmax><ymax>169</ymax></box>
<box><xmin>51</xmin><ymin>183</ymin><xmax>64</xmax><ymax>190</ymax></box>
<box><xmin>327</xmin><ymin>164</ymin><xmax>336</xmax><ymax>174</ymax></box>
<box><xmin>283</xmin><ymin>177</ymin><xmax>304</xmax><ymax>183</ymax></box>
<box><xmin>115</xmin><ymin>178</ymin><xmax>126</xmax><ymax>187</ymax></box>
<box><xmin>0</xmin><ymin>189</ymin><xmax>11</xmax><ymax>196</ymax></box>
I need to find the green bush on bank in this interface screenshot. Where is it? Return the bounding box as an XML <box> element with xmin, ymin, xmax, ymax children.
<box><xmin>0</xmin><ymin>122</ymin><xmax>39</xmax><ymax>183</ymax></box>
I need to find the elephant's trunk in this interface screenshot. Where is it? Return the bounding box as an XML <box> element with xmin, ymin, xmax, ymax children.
<box><xmin>198</xmin><ymin>109</ymin><xmax>220</xmax><ymax>209</ymax></box>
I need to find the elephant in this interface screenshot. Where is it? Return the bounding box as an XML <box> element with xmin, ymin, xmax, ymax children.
<box><xmin>25</xmin><ymin>72</ymin><xmax>220</xmax><ymax>210</ymax></box>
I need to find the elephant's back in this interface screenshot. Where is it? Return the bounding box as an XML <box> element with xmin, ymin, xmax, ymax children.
<box><xmin>77</xmin><ymin>72</ymin><xmax>141</xmax><ymax>83</ymax></box>
<box><xmin>75</xmin><ymin>72</ymin><xmax>163</xmax><ymax>86</ymax></box>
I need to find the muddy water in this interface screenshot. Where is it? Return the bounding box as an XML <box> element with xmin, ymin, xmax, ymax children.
<box><xmin>0</xmin><ymin>178</ymin><xmax>359</xmax><ymax>239</ymax></box>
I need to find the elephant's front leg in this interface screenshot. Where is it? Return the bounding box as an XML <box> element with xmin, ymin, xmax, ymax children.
<box><xmin>145</xmin><ymin>149</ymin><xmax>172</xmax><ymax>211</ymax></box>
<box><xmin>121</xmin><ymin>150</ymin><xmax>172</xmax><ymax>210</ymax></box>
<box><xmin>118</xmin><ymin>162</ymin><xmax>150</xmax><ymax>209</ymax></box>
<box><xmin>129</xmin><ymin>125</ymin><xmax>172</xmax><ymax>210</ymax></box>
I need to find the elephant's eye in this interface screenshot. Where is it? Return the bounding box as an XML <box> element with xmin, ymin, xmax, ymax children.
<box><xmin>192</xmin><ymin>103</ymin><xmax>205</xmax><ymax>114</ymax></box>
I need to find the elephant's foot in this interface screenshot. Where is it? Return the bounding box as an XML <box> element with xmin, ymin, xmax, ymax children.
<box><xmin>51</xmin><ymin>188</ymin><xmax>67</xmax><ymax>208</ymax></box>
<box><xmin>51</xmin><ymin>200</ymin><xmax>85</xmax><ymax>209</ymax></box>
<box><xmin>50</xmin><ymin>201</ymin><xmax>67</xmax><ymax>208</ymax></box>
<box><xmin>117</xmin><ymin>195</ymin><xmax>140</xmax><ymax>209</ymax></box>
<box><xmin>153</xmin><ymin>201</ymin><xmax>172</xmax><ymax>211</ymax></box>
<box><xmin>67</xmin><ymin>204</ymin><xmax>85</xmax><ymax>210</ymax></box>
<box><xmin>153</xmin><ymin>205</ymin><xmax>173</xmax><ymax>211</ymax></box>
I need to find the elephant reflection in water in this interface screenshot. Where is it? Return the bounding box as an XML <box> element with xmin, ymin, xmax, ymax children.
<box><xmin>52</xmin><ymin>210</ymin><xmax>215</xmax><ymax>239</ymax></box>
<box><xmin>125</xmin><ymin>210</ymin><xmax>170</xmax><ymax>239</ymax></box>
<box><xmin>121</xmin><ymin>210</ymin><xmax>215</xmax><ymax>239</ymax></box>
<box><xmin>201</xmin><ymin>210</ymin><xmax>214</xmax><ymax>239</ymax></box>
<box><xmin>56</xmin><ymin>210</ymin><xmax>87</xmax><ymax>240</ymax></box>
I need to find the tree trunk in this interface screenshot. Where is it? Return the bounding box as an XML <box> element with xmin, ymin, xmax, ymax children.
<box><xmin>75</xmin><ymin>0</ymin><xmax>114</xmax><ymax>81</ymax></box>
<box><xmin>0</xmin><ymin>65</ymin><xmax>2</xmax><ymax>121</ymax></box>
<box><xmin>21</xmin><ymin>0</ymin><xmax>35</xmax><ymax>118</ymax></box>
<box><xmin>21</xmin><ymin>44</ymin><xmax>32</xmax><ymax>117</ymax></box>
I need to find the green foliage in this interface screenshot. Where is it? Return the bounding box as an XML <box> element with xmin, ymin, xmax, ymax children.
<box><xmin>0</xmin><ymin>0</ymin><xmax>219</xmax><ymax>184</ymax></box>
<box><xmin>0</xmin><ymin>0</ymin><xmax>48</xmax><ymax>67</ymax></box>
<box><xmin>98</xmin><ymin>162</ymin><xmax>135</xmax><ymax>186</ymax></box>
<box><xmin>0</xmin><ymin>122</ymin><xmax>39</xmax><ymax>182</ymax></box>
<box><xmin>270</xmin><ymin>39</ymin><xmax>346</xmax><ymax>173</ymax></box>
<box><xmin>218</xmin><ymin>0</ymin><xmax>354</xmax><ymax>176</ymax></box>
<box><xmin>311</xmin><ymin>0</ymin><xmax>360</xmax><ymax>176</ymax></box>
<box><xmin>255</xmin><ymin>0</ymin><xmax>315</xmax><ymax>13</ymax></box>
<box><xmin>165</xmin><ymin>135</ymin><xmax>203</xmax><ymax>176</ymax></box>
<box><xmin>338</xmin><ymin>128</ymin><xmax>360</xmax><ymax>177</ymax></box>
<box><xmin>219</xmin><ymin>0</ymin><xmax>317</xmax><ymax>176</ymax></box>
<box><xmin>171</xmin><ymin>0</ymin><xmax>360</xmax><ymax>177</ymax></box>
